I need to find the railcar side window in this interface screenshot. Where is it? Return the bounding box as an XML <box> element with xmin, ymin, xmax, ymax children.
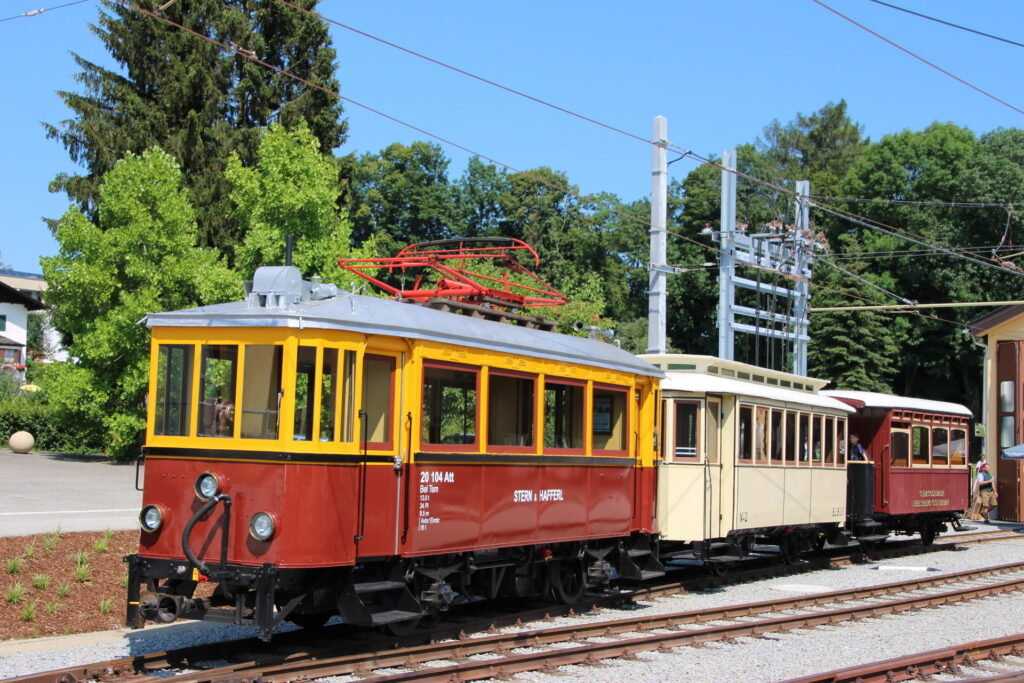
<box><xmin>592</xmin><ymin>386</ymin><xmax>627</xmax><ymax>452</ymax></box>
<box><xmin>673</xmin><ymin>401</ymin><xmax>699</xmax><ymax>460</ymax></box>
<box><xmin>292</xmin><ymin>346</ymin><xmax>317</xmax><ymax>441</ymax></box>
<box><xmin>488</xmin><ymin>372</ymin><xmax>535</xmax><ymax>449</ymax></box>
<box><xmin>931</xmin><ymin>427</ymin><xmax>949</xmax><ymax>466</ymax></box>
<box><xmin>739</xmin><ymin>405</ymin><xmax>753</xmax><ymax>462</ymax></box>
<box><xmin>784</xmin><ymin>411</ymin><xmax>796</xmax><ymax>464</ymax></box>
<box><xmin>423</xmin><ymin>363</ymin><xmax>477</xmax><ymax>447</ymax></box>
<box><xmin>912</xmin><ymin>426</ymin><xmax>929</xmax><ymax>466</ymax></box>
<box><xmin>155</xmin><ymin>344</ymin><xmax>193</xmax><ymax>436</ymax></box>
<box><xmin>891</xmin><ymin>424</ymin><xmax>910</xmax><ymax>466</ymax></box>
<box><xmin>318</xmin><ymin>349</ymin><xmax>356</xmax><ymax>442</ymax></box>
<box><xmin>241</xmin><ymin>345</ymin><xmax>283</xmax><ymax>439</ymax></box>
<box><xmin>198</xmin><ymin>345</ymin><xmax>238</xmax><ymax>437</ymax></box>
<box><xmin>544</xmin><ymin>380</ymin><xmax>584</xmax><ymax>450</ymax></box>
<box><xmin>706</xmin><ymin>400</ymin><xmax>720</xmax><ymax>463</ymax></box>
<box><xmin>951</xmin><ymin>428</ymin><xmax>967</xmax><ymax>465</ymax></box>
<box><xmin>836</xmin><ymin>419</ymin><xmax>847</xmax><ymax>465</ymax></box>
<box><xmin>811</xmin><ymin>416</ymin><xmax>823</xmax><ymax>463</ymax></box>
<box><xmin>363</xmin><ymin>355</ymin><xmax>396</xmax><ymax>448</ymax></box>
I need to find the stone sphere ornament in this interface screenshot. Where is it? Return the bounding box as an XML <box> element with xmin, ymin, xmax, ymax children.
<box><xmin>8</xmin><ymin>431</ymin><xmax>34</xmax><ymax>454</ymax></box>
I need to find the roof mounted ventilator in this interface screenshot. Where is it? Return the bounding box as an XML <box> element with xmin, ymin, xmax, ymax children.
<box><xmin>247</xmin><ymin>266</ymin><xmax>338</xmax><ymax>310</ymax></box>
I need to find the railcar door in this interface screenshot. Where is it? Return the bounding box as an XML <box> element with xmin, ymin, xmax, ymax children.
<box><xmin>997</xmin><ymin>341</ymin><xmax>1022</xmax><ymax>521</ymax></box>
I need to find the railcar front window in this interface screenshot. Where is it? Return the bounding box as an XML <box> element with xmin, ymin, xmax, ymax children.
<box><xmin>423</xmin><ymin>364</ymin><xmax>478</xmax><ymax>447</ymax></box>
<box><xmin>155</xmin><ymin>344</ymin><xmax>193</xmax><ymax>436</ymax></box>
<box><xmin>932</xmin><ymin>427</ymin><xmax>949</xmax><ymax>466</ymax></box>
<box><xmin>241</xmin><ymin>345</ymin><xmax>283</xmax><ymax>439</ymax></box>
<box><xmin>199</xmin><ymin>345</ymin><xmax>238</xmax><ymax>437</ymax></box>
<box><xmin>293</xmin><ymin>346</ymin><xmax>317</xmax><ymax>441</ymax></box>
<box><xmin>593</xmin><ymin>386</ymin><xmax>627</xmax><ymax>452</ymax></box>
<box><xmin>544</xmin><ymin>381</ymin><xmax>584</xmax><ymax>450</ymax></box>
<box><xmin>912</xmin><ymin>426</ymin><xmax>929</xmax><ymax>465</ymax></box>
<box><xmin>488</xmin><ymin>373</ymin><xmax>535</xmax><ymax>449</ymax></box>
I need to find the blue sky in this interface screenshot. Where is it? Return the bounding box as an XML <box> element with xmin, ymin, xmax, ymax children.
<box><xmin>2</xmin><ymin>0</ymin><xmax>1023</xmax><ymax>273</ymax></box>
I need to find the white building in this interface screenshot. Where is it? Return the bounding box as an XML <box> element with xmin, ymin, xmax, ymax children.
<box><xmin>0</xmin><ymin>278</ymin><xmax>45</xmax><ymax>382</ymax></box>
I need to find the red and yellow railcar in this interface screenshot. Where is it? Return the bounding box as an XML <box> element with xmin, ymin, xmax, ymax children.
<box><xmin>127</xmin><ymin>264</ymin><xmax>662</xmax><ymax>639</ymax></box>
<box><xmin>824</xmin><ymin>390</ymin><xmax>971</xmax><ymax>544</ymax></box>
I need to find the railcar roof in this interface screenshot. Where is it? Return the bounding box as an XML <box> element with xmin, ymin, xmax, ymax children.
<box><xmin>822</xmin><ymin>390</ymin><xmax>972</xmax><ymax>418</ymax></box>
<box><xmin>660</xmin><ymin>372</ymin><xmax>854</xmax><ymax>413</ymax></box>
<box><xmin>146</xmin><ymin>293</ymin><xmax>663</xmax><ymax>379</ymax></box>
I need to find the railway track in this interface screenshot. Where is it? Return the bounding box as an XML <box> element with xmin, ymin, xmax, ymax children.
<box><xmin>783</xmin><ymin>632</ymin><xmax>1024</xmax><ymax>682</ymax></box>
<box><xmin>8</xmin><ymin>530</ymin><xmax>1023</xmax><ymax>683</ymax></box>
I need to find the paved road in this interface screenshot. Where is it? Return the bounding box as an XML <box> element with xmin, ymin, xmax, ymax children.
<box><xmin>0</xmin><ymin>449</ymin><xmax>143</xmax><ymax>536</ymax></box>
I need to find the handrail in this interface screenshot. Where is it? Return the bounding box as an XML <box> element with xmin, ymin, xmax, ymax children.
<box><xmin>182</xmin><ymin>493</ymin><xmax>231</xmax><ymax>577</ymax></box>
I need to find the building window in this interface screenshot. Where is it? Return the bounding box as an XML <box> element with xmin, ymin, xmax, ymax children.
<box><xmin>544</xmin><ymin>380</ymin><xmax>584</xmax><ymax>451</ymax></box>
<box><xmin>154</xmin><ymin>344</ymin><xmax>192</xmax><ymax>436</ymax></box>
<box><xmin>0</xmin><ymin>315</ymin><xmax>5</xmax><ymax>332</ymax></box>
<box><xmin>488</xmin><ymin>372</ymin><xmax>535</xmax><ymax>450</ymax></box>
<box><xmin>1</xmin><ymin>348</ymin><xmax>20</xmax><ymax>364</ymax></box>
<box><xmin>423</xmin><ymin>362</ymin><xmax>477</xmax><ymax>448</ymax></box>
<box><xmin>198</xmin><ymin>345</ymin><xmax>238</xmax><ymax>437</ymax></box>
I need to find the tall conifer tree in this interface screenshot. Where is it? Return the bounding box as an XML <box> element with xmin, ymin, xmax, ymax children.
<box><xmin>45</xmin><ymin>0</ymin><xmax>345</xmax><ymax>259</ymax></box>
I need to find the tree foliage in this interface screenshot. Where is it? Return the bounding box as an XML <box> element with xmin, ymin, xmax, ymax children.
<box><xmin>42</xmin><ymin>148</ymin><xmax>240</xmax><ymax>459</ymax></box>
<box><xmin>46</xmin><ymin>0</ymin><xmax>345</xmax><ymax>259</ymax></box>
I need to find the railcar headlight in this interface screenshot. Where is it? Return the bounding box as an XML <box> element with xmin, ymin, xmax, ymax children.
<box><xmin>249</xmin><ymin>511</ymin><xmax>277</xmax><ymax>541</ymax></box>
<box><xmin>140</xmin><ymin>504</ymin><xmax>165</xmax><ymax>532</ymax></box>
<box><xmin>194</xmin><ymin>472</ymin><xmax>223</xmax><ymax>501</ymax></box>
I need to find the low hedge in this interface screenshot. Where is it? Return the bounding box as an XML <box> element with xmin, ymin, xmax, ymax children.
<box><xmin>0</xmin><ymin>397</ymin><xmax>105</xmax><ymax>455</ymax></box>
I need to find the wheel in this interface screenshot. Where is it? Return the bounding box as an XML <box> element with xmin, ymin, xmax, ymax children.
<box><xmin>550</xmin><ymin>559</ymin><xmax>586</xmax><ymax>604</ymax></box>
<box><xmin>920</xmin><ymin>523</ymin><xmax>937</xmax><ymax>546</ymax></box>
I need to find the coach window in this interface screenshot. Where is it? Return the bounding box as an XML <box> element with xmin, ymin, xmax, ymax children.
<box><xmin>798</xmin><ymin>413</ymin><xmax>810</xmax><ymax>464</ymax></box>
<box><xmin>836</xmin><ymin>419</ymin><xmax>847</xmax><ymax>465</ymax></box>
<box><xmin>423</xmin><ymin>362</ymin><xmax>477</xmax><ymax>449</ymax></box>
<box><xmin>544</xmin><ymin>380</ymin><xmax>584</xmax><ymax>451</ymax></box>
<box><xmin>198</xmin><ymin>345</ymin><xmax>237</xmax><ymax>437</ymax></box>
<box><xmin>891</xmin><ymin>422</ymin><xmax>910</xmax><ymax>467</ymax></box>
<box><xmin>155</xmin><ymin>344</ymin><xmax>193</xmax><ymax>436</ymax></box>
<box><xmin>363</xmin><ymin>354</ymin><xmax>396</xmax><ymax>449</ymax></box>
<box><xmin>706</xmin><ymin>400</ymin><xmax>720</xmax><ymax>464</ymax></box>
<box><xmin>488</xmin><ymin>372</ymin><xmax>535</xmax><ymax>450</ymax></box>
<box><xmin>672</xmin><ymin>401</ymin><xmax>699</xmax><ymax>460</ymax></box>
<box><xmin>770</xmin><ymin>408</ymin><xmax>784</xmax><ymax>464</ymax></box>
<box><xmin>754</xmin><ymin>406</ymin><xmax>769</xmax><ymax>463</ymax></box>
<box><xmin>292</xmin><ymin>346</ymin><xmax>317</xmax><ymax>441</ymax></box>
<box><xmin>784</xmin><ymin>411</ymin><xmax>796</xmax><ymax>464</ymax></box>
<box><xmin>912</xmin><ymin>425</ymin><xmax>930</xmax><ymax>466</ymax></box>
<box><xmin>951</xmin><ymin>427</ymin><xmax>967</xmax><ymax>466</ymax></box>
<box><xmin>811</xmin><ymin>415</ymin><xmax>823</xmax><ymax>463</ymax></box>
<box><xmin>738</xmin><ymin>405</ymin><xmax>753</xmax><ymax>463</ymax></box>
<box><xmin>320</xmin><ymin>349</ymin><xmax>356</xmax><ymax>442</ymax></box>
<box><xmin>931</xmin><ymin>427</ymin><xmax>949</xmax><ymax>467</ymax></box>
<box><xmin>593</xmin><ymin>385</ymin><xmax>628</xmax><ymax>453</ymax></box>
<box><xmin>824</xmin><ymin>416</ymin><xmax>836</xmax><ymax>465</ymax></box>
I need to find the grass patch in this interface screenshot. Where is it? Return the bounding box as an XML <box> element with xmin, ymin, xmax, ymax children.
<box><xmin>21</xmin><ymin>599</ymin><xmax>39</xmax><ymax>622</ymax></box>
<box><xmin>32</xmin><ymin>574</ymin><xmax>51</xmax><ymax>590</ymax></box>
<box><xmin>6</xmin><ymin>556</ymin><xmax>23</xmax><ymax>575</ymax></box>
<box><xmin>6</xmin><ymin>582</ymin><xmax>27</xmax><ymax>605</ymax></box>
<box><xmin>56</xmin><ymin>581</ymin><xmax>72</xmax><ymax>598</ymax></box>
<box><xmin>98</xmin><ymin>598</ymin><xmax>114</xmax><ymax>615</ymax></box>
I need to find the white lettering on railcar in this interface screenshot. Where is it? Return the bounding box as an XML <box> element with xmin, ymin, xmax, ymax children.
<box><xmin>513</xmin><ymin>489</ymin><xmax>564</xmax><ymax>503</ymax></box>
<box><xmin>415</xmin><ymin>471</ymin><xmax>454</xmax><ymax>531</ymax></box>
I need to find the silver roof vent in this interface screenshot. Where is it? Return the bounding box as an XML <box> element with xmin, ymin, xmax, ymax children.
<box><xmin>248</xmin><ymin>266</ymin><xmax>339</xmax><ymax>309</ymax></box>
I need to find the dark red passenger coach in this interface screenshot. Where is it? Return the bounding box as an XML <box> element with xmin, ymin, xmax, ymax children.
<box><xmin>825</xmin><ymin>390</ymin><xmax>972</xmax><ymax>544</ymax></box>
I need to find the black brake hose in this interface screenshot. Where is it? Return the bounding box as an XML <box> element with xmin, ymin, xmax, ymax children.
<box><xmin>182</xmin><ymin>494</ymin><xmax>231</xmax><ymax>577</ymax></box>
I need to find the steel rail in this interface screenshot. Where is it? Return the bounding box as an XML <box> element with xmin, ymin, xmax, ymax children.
<box><xmin>161</xmin><ymin>563</ymin><xmax>1024</xmax><ymax>682</ymax></box>
<box><xmin>8</xmin><ymin>534</ymin><xmax>1021</xmax><ymax>683</ymax></box>
<box><xmin>782</xmin><ymin>632</ymin><xmax>1024</xmax><ymax>682</ymax></box>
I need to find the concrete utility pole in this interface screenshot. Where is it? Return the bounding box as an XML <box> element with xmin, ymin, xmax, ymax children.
<box><xmin>647</xmin><ymin>115</ymin><xmax>670</xmax><ymax>354</ymax></box>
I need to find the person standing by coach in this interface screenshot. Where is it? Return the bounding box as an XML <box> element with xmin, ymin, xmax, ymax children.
<box><xmin>974</xmin><ymin>461</ymin><xmax>998</xmax><ymax>523</ymax></box>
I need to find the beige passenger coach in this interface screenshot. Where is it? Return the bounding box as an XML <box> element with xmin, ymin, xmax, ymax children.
<box><xmin>641</xmin><ymin>354</ymin><xmax>855</xmax><ymax>559</ymax></box>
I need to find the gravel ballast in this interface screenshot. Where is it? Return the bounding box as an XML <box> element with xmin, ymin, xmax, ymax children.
<box><xmin>1</xmin><ymin>528</ymin><xmax>1023</xmax><ymax>681</ymax></box>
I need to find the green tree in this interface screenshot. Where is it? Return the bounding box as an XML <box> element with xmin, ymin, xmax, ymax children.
<box><xmin>42</xmin><ymin>148</ymin><xmax>240</xmax><ymax>458</ymax></box>
<box><xmin>46</xmin><ymin>0</ymin><xmax>345</xmax><ymax>259</ymax></box>
<box><xmin>228</xmin><ymin>122</ymin><xmax>359</xmax><ymax>284</ymax></box>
